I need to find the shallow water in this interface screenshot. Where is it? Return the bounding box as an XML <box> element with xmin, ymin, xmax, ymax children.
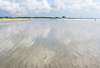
<box><xmin>0</xmin><ymin>19</ymin><xmax>100</xmax><ymax>68</ymax></box>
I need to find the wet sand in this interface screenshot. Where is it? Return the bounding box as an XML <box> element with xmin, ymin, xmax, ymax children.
<box><xmin>0</xmin><ymin>19</ymin><xmax>100</xmax><ymax>68</ymax></box>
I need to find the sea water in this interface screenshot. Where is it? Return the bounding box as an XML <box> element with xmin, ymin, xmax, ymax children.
<box><xmin>0</xmin><ymin>19</ymin><xmax>100</xmax><ymax>68</ymax></box>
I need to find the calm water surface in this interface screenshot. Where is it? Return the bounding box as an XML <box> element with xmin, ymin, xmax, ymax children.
<box><xmin>0</xmin><ymin>19</ymin><xmax>100</xmax><ymax>68</ymax></box>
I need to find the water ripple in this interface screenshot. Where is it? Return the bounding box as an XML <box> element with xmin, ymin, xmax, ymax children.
<box><xmin>0</xmin><ymin>20</ymin><xmax>100</xmax><ymax>68</ymax></box>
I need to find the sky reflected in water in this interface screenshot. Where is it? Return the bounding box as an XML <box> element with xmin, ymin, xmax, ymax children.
<box><xmin>0</xmin><ymin>19</ymin><xmax>100</xmax><ymax>68</ymax></box>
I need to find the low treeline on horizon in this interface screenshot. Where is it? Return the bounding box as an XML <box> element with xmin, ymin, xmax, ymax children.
<box><xmin>0</xmin><ymin>16</ymin><xmax>98</xmax><ymax>19</ymax></box>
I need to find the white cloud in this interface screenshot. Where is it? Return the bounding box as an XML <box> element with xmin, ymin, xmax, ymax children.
<box><xmin>0</xmin><ymin>0</ymin><xmax>26</xmax><ymax>15</ymax></box>
<box><xmin>86</xmin><ymin>9</ymin><xmax>90</xmax><ymax>11</ymax></box>
<box><xmin>0</xmin><ymin>0</ymin><xmax>100</xmax><ymax>15</ymax></box>
<box><xmin>67</xmin><ymin>4</ymin><xmax>81</xmax><ymax>9</ymax></box>
<box><xmin>53</xmin><ymin>0</ymin><xmax>66</xmax><ymax>10</ymax></box>
<box><xmin>67</xmin><ymin>0</ymin><xmax>100</xmax><ymax>12</ymax></box>
<box><xmin>70</xmin><ymin>10</ymin><xmax>74</xmax><ymax>12</ymax></box>
<box><xmin>21</xmin><ymin>0</ymin><xmax>51</xmax><ymax>13</ymax></box>
<box><xmin>0</xmin><ymin>0</ymin><xmax>51</xmax><ymax>15</ymax></box>
<box><xmin>81</xmin><ymin>0</ymin><xmax>100</xmax><ymax>9</ymax></box>
<box><xmin>53</xmin><ymin>0</ymin><xmax>82</xmax><ymax>10</ymax></box>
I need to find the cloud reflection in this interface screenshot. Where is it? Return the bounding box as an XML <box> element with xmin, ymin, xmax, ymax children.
<box><xmin>0</xmin><ymin>23</ymin><xmax>51</xmax><ymax>53</ymax></box>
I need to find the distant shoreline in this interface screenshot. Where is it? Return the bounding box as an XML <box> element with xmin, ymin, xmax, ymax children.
<box><xmin>0</xmin><ymin>18</ymin><xmax>46</xmax><ymax>23</ymax></box>
<box><xmin>0</xmin><ymin>19</ymin><xmax>32</xmax><ymax>23</ymax></box>
<box><xmin>0</xmin><ymin>18</ymin><xmax>99</xmax><ymax>23</ymax></box>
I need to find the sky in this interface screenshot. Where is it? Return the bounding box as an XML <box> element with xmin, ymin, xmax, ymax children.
<box><xmin>0</xmin><ymin>0</ymin><xmax>100</xmax><ymax>18</ymax></box>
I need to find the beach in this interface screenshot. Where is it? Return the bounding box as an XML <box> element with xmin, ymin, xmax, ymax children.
<box><xmin>0</xmin><ymin>18</ymin><xmax>50</xmax><ymax>23</ymax></box>
<box><xmin>0</xmin><ymin>19</ymin><xmax>100</xmax><ymax>68</ymax></box>
<box><xmin>0</xmin><ymin>19</ymin><xmax>33</xmax><ymax>23</ymax></box>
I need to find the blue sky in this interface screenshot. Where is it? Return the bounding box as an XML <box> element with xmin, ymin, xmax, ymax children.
<box><xmin>0</xmin><ymin>0</ymin><xmax>100</xmax><ymax>18</ymax></box>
